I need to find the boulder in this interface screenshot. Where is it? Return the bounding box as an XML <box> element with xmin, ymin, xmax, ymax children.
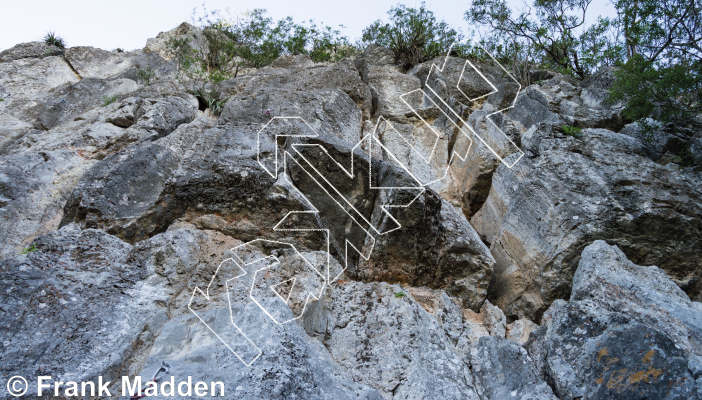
<box><xmin>481</xmin><ymin>299</ymin><xmax>507</xmax><ymax>337</ymax></box>
<box><xmin>216</xmin><ymin>54</ymin><xmax>371</xmax><ymax>124</ymax></box>
<box><xmin>143</xmin><ymin>22</ymin><xmax>201</xmax><ymax>60</ymax></box>
<box><xmin>129</xmin><ymin>232</ymin><xmax>382</xmax><ymax>399</ymax></box>
<box><xmin>134</xmin><ymin>307</ymin><xmax>382</xmax><ymax>400</ymax></box>
<box><xmin>506</xmin><ymin>319</ymin><xmax>539</xmax><ymax>344</ymax></box>
<box><xmin>0</xmin><ymin>41</ymin><xmax>63</xmax><ymax>62</ymax></box>
<box><xmin>59</xmin><ymin>115</ymin><xmax>208</xmax><ymax>241</ymax></box>
<box><xmin>404</xmin><ymin>287</ymin><xmax>514</xmax><ymax>355</ymax></box>
<box><xmin>405</xmin><ymin>287</ymin><xmax>468</xmax><ymax>344</ymax></box>
<box><xmin>469</xmin><ymin>336</ymin><xmax>558</xmax><ymax>400</ymax></box>
<box><xmin>526</xmin><ymin>241</ymin><xmax>702</xmax><ymax>399</ymax></box>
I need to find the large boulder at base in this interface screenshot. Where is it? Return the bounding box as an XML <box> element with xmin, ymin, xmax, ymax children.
<box><xmin>469</xmin><ymin>336</ymin><xmax>558</xmax><ymax>400</ymax></box>
<box><xmin>303</xmin><ymin>280</ymin><xmax>481</xmax><ymax>400</ymax></box>
<box><xmin>128</xmin><ymin>237</ymin><xmax>382</xmax><ymax>400</ymax></box>
<box><xmin>526</xmin><ymin>241</ymin><xmax>702</xmax><ymax>399</ymax></box>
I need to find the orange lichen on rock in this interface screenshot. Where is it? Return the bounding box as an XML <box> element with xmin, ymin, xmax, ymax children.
<box><xmin>627</xmin><ymin>367</ymin><xmax>662</xmax><ymax>384</ymax></box>
<box><xmin>598</xmin><ymin>347</ymin><xmax>609</xmax><ymax>362</ymax></box>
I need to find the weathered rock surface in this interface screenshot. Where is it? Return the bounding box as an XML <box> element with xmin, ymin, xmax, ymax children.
<box><xmin>0</xmin><ymin>41</ymin><xmax>63</xmax><ymax>62</ymax></box>
<box><xmin>34</xmin><ymin>77</ymin><xmax>139</xmax><ymax>130</ymax></box>
<box><xmin>526</xmin><ymin>241</ymin><xmax>702</xmax><ymax>399</ymax></box>
<box><xmin>506</xmin><ymin>318</ymin><xmax>539</xmax><ymax>344</ymax></box>
<box><xmin>469</xmin><ymin>336</ymin><xmax>558</xmax><ymax>400</ymax></box>
<box><xmin>1</xmin><ymin>26</ymin><xmax>701</xmax><ymax>400</ymax></box>
<box><xmin>472</xmin><ymin>128</ymin><xmax>702</xmax><ymax>320</ymax></box>
<box><xmin>0</xmin><ymin>55</ymin><xmax>80</xmax><ymax>123</ymax></box>
<box><xmin>304</xmin><ymin>281</ymin><xmax>480</xmax><ymax>400</ymax></box>
<box><xmin>64</xmin><ymin>47</ymin><xmax>166</xmax><ymax>81</ymax></box>
<box><xmin>0</xmin><ymin>226</ymin><xmax>170</xmax><ymax>396</ymax></box>
<box><xmin>126</xmin><ymin>233</ymin><xmax>382</xmax><ymax>400</ymax></box>
<box><xmin>0</xmin><ymin>151</ymin><xmax>93</xmax><ymax>259</ymax></box>
<box><xmin>453</xmin><ymin>69</ymin><xmax>627</xmax><ymax>220</ymax></box>
<box><xmin>144</xmin><ymin>22</ymin><xmax>201</xmax><ymax>60</ymax></box>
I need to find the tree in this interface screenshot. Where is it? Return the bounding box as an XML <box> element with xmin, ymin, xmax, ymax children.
<box><xmin>614</xmin><ymin>0</ymin><xmax>702</xmax><ymax>63</ymax></box>
<box><xmin>609</xmin><ymin>0</ymin><xmax>702</xmax><ymax>130</ymax></box>
<box><xmin>466</xmin><ymin>0</ymin><xmax>623</xmax><ymax>79</ymax></box>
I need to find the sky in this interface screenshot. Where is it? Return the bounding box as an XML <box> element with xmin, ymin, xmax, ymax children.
<box><xmin>0</xmin><ymin>0</ymin><xmax>617</xmax><ymax>52</ymax></box>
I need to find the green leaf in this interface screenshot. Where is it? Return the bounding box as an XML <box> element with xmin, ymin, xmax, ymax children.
<box><xmin>19</xmin><ymin>244</ymin><xmax>38</xmax><ymax>255</ymax></box>
<box><xmin>562</xmin><ymin>125</ymin><xmax>583</xmax><ymax>138</ymax></box>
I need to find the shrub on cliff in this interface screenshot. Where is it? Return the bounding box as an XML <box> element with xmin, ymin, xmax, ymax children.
<box><xmin>166</xmin><ymin>7</ymin><xmax>353</xmax><ymax>115</ymax></box>
<box><xmin>361</xmin><ymin>2</ymin><xmax>463</xmax><ymax>70</ymax></box>
<box><xmin>168</xmin><ymin>7</ymin><xmax>352</xmax><ymax>78</ymax></box>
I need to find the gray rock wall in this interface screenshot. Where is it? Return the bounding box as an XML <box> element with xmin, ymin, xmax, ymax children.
<box><xmin>0</xmin><ymin>24</ymin><xmax>700</xmax><ymax>399</ymax></box>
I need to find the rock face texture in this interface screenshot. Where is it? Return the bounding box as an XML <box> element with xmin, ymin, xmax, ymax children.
<box><xmin>0</xmin><ymin>226</ymin><xmax>168</xmax><ymax>396</ymax></box>
<box><xmin>471</xmin><ymin>127</ymin><xmax>702</xmax><ymax>321</ymax></box>
<box><xmin>1</xmin><ymin>23</ymin><xmax>701</xmax><ymax>400</ymax></box>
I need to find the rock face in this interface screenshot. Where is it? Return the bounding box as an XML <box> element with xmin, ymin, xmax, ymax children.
<box><xmin>1</xmin><ymin>23</ymin><xmax>701</xmax><ymax>400</ymax></box>
<box><xmin>0</xmin><ymin>226</ymin><xmax>168</xmax><ymax>396</ymax></box>
<box><xmin>0</xmin><ymin>42</ymin><xmax>63</xmax><ymax>62</ymax></box>
<box><xmin>527</xmin><ymin>241</ymin><xmax>702</xmax><ymax>399</ymax></box>
<box><xmin>304</xmin><ymin>281</ymin><xmax>481</xmax><ymax>400</ymax></box>
<box><xmin>0</xmin><ymin>151</ymin><xmax>93</xmax><ymax>259</ymax></box>
<box><xmin>472</xmin><ymin>128</ymin><xmax>702</xmax><ymax>320</ymax></box>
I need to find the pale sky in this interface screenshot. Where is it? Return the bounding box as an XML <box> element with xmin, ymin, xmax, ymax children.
<box><xmin>0</xmin><ymin>0</ymin><xmax>617</xmax><ymax>52</ymax></box>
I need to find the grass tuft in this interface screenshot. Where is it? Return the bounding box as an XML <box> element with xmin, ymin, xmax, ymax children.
<box><xmin>101</xmin><ymin>95</ymin><xmax>118</xmax><ymax>107</ymax></box>
<box><xmin>44</xmin><ymin>31</ymin><xmax>66</xmax><ymax>48</ymax></box>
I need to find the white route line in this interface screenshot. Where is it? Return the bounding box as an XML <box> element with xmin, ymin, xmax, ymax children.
<box><xmin>188</xmin><ymin>258</ymin><xmax>262</xmax><ymax>367</ymax></box>
<box><xmin>231</xmin><ymin>239</ymin><xmax>326</xmax><ymax>325</ymax></box>
<box><xmin>276</xmin><ymin>120</ymin><xmax>425</xmax><ymax>282</ymax></box>
<box><xmin>403</xmin><ymin>41</ymin><xmax>525</xmax><ymax>169</ymax></box>
<box><xmin>190</xmin><ymin>40</ymin><xmax>525</xmax><ymax>367</ymax></box>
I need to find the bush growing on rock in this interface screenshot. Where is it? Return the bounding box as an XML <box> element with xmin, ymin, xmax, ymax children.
<box><xmin>136</xmin><ymin>65</ymin><xmax>157</xmax><ymax>86</ymax></box>
<box><xmin>166</xmin><ymin>7</ymin><xmax>353</xmax><ymax>115</ymax></box>
<box><xmin>101</xmin><ymin>94</ymin><xmax>118</xmax><ymax>107</ymax></box>
<box><xmin>361</xmin><ymin>2</ymin><xmax>463</xmax><ymax>70</ymax></box>
<box><xmin>168</xmin><ymin>7</ymin><xmax>353</xmax><ymax>75</ymax></box>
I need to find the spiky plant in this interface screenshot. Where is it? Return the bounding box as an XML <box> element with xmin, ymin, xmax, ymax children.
<box><xmin>44</xmin><ymin>31</ymin><xmax>66</xmax><ymax>48</ymax></box>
